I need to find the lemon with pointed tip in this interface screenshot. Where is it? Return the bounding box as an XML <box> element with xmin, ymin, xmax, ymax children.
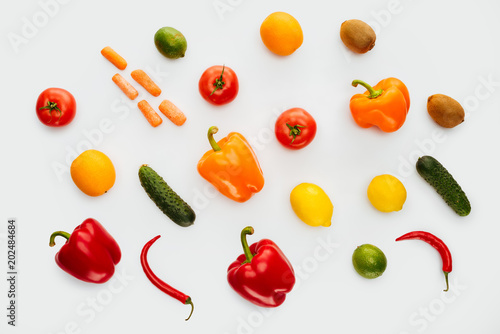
<box><xmin>290</xmin><ymin>183</ymin><xmax>333</xmax><ymax>227</ymax></box>
<box><xmin>367</xmin><ymin>174</ymin><xmax>406</xmax><ymax>212</ymax></box>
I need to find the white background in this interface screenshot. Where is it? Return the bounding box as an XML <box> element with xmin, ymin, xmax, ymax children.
<box><xmin>1</xmin><ymin>0</ymin><xmax>500</xmax><ymax>333</ymax></box>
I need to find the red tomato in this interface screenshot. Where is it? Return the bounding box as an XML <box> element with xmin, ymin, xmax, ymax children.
<box><xmin>36</xmin><ymin>88</ymin><xmax>76</xmax><ymax>127</ymax></box>
<box><xmin>199</xmin><ymin>65</ymin><xmax>239</xmax><ymax>105</ymax></box>
<box><xmin>275</xmin><ymin>108</ymin><xmax>317</xmax><ymax>150</ymax></box>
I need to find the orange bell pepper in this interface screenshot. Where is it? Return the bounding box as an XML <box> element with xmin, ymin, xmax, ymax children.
<box><xmin>349</xmin><ymin>77</ymin><xmax>410</xmax><ymax>133</ymax></box>
<box><xmin>197</xmin><ymin>126</ymin><xmax>264</xmax><ymax>203</ymax></box>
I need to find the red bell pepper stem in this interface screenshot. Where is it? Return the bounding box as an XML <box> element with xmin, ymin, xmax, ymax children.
<box><xmin>49</xmin><ymin>231</ymin><xmax>71</xmax><ymax>247</ymax></box>
<box><xmin>352</xmin><ymin>79</ymin><xmax>384</xmax><ymax>99</ymax></box>
<box><xmin>240</xmin><ymin>226</ymin><xmax>255</xmax><ymax>264</ymax></box>
<box><xmin>395</xmin><ymin>231</ymin><xmax>452</xmax><ymax>292</ymax></box>
<box><xmin>140</xmin><ymin>235</ymin><xmax>194</xmax><ymax>321</ymax></box>
<box><xmin>207</xmin><ymin>126</ymin><xmax>221</xmax><ymax>152</ymax></box>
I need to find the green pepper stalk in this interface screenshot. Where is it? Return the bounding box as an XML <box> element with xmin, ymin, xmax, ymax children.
<box><xmin>49</xmin><ymin>231</ymin><xmax>71</xmax><ymax>247</ymax></box>
<box><xmin>240</xmin><ymin>226</ymin><xmax>255</xmax><ymax>264</ymax></box>
<box><xmin>352</xmin><ymin>79</ymin><xmax>384</xmax><ymax>99</ymax></box>
<box><xmin>207</xmin><ymin>126</ymin><xmax>221</xmax><ymax>152</ymax></box>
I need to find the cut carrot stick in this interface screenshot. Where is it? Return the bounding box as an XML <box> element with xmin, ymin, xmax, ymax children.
<box><xmin>112</xmin><ymin>73</ymin><xmax>138</xmax><ymax>100</ymax></box>
<box><xmin>101</xmin><ymin>46</ymin><xmax>127</xmax><ymax>70</ymax></box>
<box><xmin>158</xmin><ymin>100</ymin><xmax>187</xmax><ymax>126</ymax></box>
<box><xmin>138</xmin><ymin>100</ymin><xmax>163</xmax><ymax>127</ymax></box>
<box><xmin>131</xmin><ymin>69</ymin><xmax>162</xmax><ymax>97</ymax></box>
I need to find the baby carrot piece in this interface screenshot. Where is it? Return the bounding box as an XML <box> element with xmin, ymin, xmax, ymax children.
<box><xmin>101</xmin><ymin>46</ymin><xmax>127</xmax><ymax>70</ymax></box>
<box><xmin>138</xmin><ymin>100</ymin><xmax>162</xmax><ymax>127</ymax></box>
<box><xmin>131</xmin><ymin>70</ymin><xmax>162</xmax><ymax>97</ymax></box>
<box><xmin>159</xmin><ymin>100</ymin><xmax>187</xmax><ymax>126</ymax></box>
<box><xmin>112</xmin><ymin>74</ymin><xmax>138</xmax><ymax>100</ymax></box>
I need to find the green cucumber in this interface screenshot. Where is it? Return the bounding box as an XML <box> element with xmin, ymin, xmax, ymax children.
<box><xmin>138</xmin><ymin>165</ymin><xmax>195</xmax><ymax>227</ymax></box>
<box><xmin>416</xmin><ymin>155</ymin><xmax>471</xmax><ymax>216</ymax></box>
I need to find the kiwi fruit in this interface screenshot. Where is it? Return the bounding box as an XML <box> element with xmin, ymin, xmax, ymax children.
<box><xmin>340</xmin><ymin>19</ymin><xmax>376</xmax><ymax>54</ymax></box>
<box><xmin>427</xmin><ymin>94</ymin><xmax>465</xmax><ymax>128</ymax></box>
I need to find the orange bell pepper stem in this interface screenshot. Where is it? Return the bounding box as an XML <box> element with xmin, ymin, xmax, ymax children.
<box><xmin>352</xmin><ymin>79</ymin><xmax>384</xmax><ymax>98</ymax></box>
<box><xmin>207</xmin><ymin>126</ymin><xmax>222</xmax><ymax>151</ymax></box>
<box><xmin>349</xmin><ymin>78</ymin><xmax>410</xmax><ymax>133</ymax></box>
<box><xmin>197</xmin><ymin>126</ymin><xmax>264</xmax><ymax>203</ymax></box>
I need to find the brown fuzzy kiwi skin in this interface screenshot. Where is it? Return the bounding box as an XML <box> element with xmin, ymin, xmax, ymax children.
<box><xmin>427</xmin><ymin>94</ymin><xmax>465</xmax><ymax>128</ymax></box>
<box><xmin>340</xmin><ymin>19</ymin><xmax>376</xmax><ymax>54</ymax></box>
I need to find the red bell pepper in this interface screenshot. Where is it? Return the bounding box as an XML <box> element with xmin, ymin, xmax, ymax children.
<box><xmin>49</xmin><ymin>218</ymin><xmax>121</xmax><ymax>284</ymax></box>
<box><xmin>227</xmin><ymin>226</ymin><xmax>295</xmax><ymax>307</ymax></box>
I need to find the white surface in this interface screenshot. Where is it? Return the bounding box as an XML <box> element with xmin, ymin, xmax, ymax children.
<box><xmin>1</xmin><ymin>0</ymin><xmax>500</xmax><ymax>333</ymax></box>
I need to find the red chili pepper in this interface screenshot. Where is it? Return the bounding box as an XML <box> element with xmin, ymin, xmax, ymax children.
<box><xmin>49</xmin><ymin>218</ymin><xmax>121</xmax><ymax>284</ymax></box>
<box><xmin>140</xmin><ymin>235</ymin><xmax>194</xmax><ymax>321</ymax></box>
<box><xmin>227</xmin><ymin>226</ymin><xmax>295</xmax><ymax>307</ymax></box>
<box><xmin>395</xmin><ymin>231</ymin><xmax>452</xmax><ymax>292</ymax></box>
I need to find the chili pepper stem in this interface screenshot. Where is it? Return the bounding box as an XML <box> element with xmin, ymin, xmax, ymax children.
<box><xmin>49</xmin><ymin>231</ymin><xmax>71</xmax><ymax>247</ymax></box>
<box><xmin>208</xmin><ymin>126</ymin><xmax>221</xmax><ymax>152</ymax></box>
<box><xmin>352</xmin><ymin>79</ymin><xmax>384</xmax><ymax>99</ymax></box>
<box><xmin>185</xmin><ymin>298</ymin><xmax>194</xmax><ymax>321</ymax></box>
<box><xmin>443</xmin><ymin>271</ymin><xmax>450</xmax><ymax>292</ymax></box>
<box><xmin>241</xmin><ymin>226</ymin><xmax>255</xmax><ymax>264</ymax></box>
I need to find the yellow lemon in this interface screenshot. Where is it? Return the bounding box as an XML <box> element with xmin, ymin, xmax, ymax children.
<box><xmin>367</xmin><ymin>174</ymin><xmax>406</xmax><ymax>212</ymax></box>
<box><xmin>70</xmin><ymin>149</ymin><xmax>116</xmax><ymax>196</ymax></box>
<box><xmin>260</xmin><ymin>12</ymin><xmax>303</xmax><ymax>56</ymax></box>
<box><xmin>290</xmin><ymin>183</ymin><xmax>333</xmax><ymax>227</ymax></box>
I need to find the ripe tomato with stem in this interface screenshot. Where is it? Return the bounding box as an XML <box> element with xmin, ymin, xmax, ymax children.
<box><xmin>275</xmin><ymin>108</ymin><xmax>317</xmax><ymax>150</ymax></box>
<box><xmin>198</xmin><ymin>65</ymin><xmax>239</xmax><ymax>106</ymax></box>
<box><xmin>36</xmin><ymin>88</ymin><xmax>76</xmax><ymax>127</ymax></box>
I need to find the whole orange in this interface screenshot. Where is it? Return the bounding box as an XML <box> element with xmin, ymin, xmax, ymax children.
<box><xmin>260</xmin><ymin>12</ymin><xmax>303</xmax><ymax>56</ymax></box>
<box><xmin>70</xmin><ymin>149</ymin><xmax>116</xmax><ymax>197</ymax></box>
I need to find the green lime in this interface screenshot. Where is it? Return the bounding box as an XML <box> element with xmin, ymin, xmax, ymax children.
<box><xmin>352</xmin><ymin>244</ymin><xmax>387</xmax><ymax>279</ymax></box>
<box><xmin>154</xmin><ymin>27</ymin><xmax>187</xmax><ymax>59</ymax></box>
